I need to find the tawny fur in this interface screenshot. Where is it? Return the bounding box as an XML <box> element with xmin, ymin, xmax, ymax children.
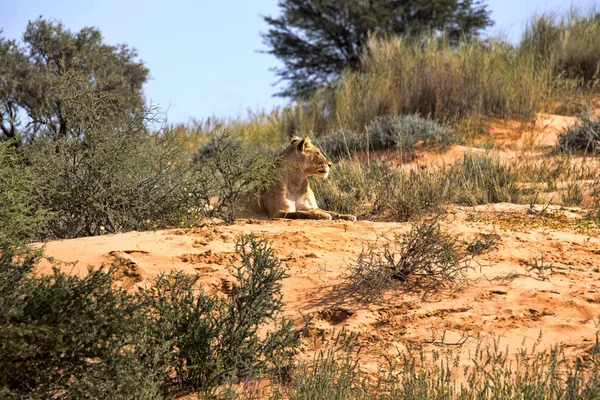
<box><xmin>241</xmin><ymin>136</ymin><xmax>357</xmax><ymax>221</ymax></box>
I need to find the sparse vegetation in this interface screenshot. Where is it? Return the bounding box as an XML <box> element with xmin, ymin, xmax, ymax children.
<box><xmin>558</xmin><ymin>107</ymin><xmax>600</xmax><ymax>153</ymax></box>
<box><xmin>202</xmin><ymin>330</ymin><xmax>600</xmax><ymax>399</ymax></box>
<box><xmin>526</xmin><ymin>253</ymin><xmax>556</xmax><ymax>281</ymax></box>
<box><xmin>279</xmin><ymin>330</ymin><xmax>361</xmax><ymax>400</ymax></box>
<box><xmin>0</xmin><ymin>235</ymin><xmax>303</xmax><ymax>398</ymax></box>
<box><xmin>269</xmin><ymin>333</ymin><xmax>600</xmax><ymax>400</ymax></box>
<box><xmin>345</xmin><ymin>217</ymin><xmax>475</xmax><ymax>299</ymax></box>
<box><xmin>467</xmin><ymin>233</ymin><xmax>501</xmax><ymax>255</ymax></box>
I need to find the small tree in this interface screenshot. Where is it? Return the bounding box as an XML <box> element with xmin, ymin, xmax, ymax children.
<box><xmin>192</xmin><ymin>132</ymin><xmax>275</xmax><ymax>224</ymax></box>
<box><xmin>0</xmin><ymin>19</ymin><xmax>148</xmax><ymax>142</ymax></box>
<box><xmin>142</xmin><ymin>234</ymin><xmax>302</xmax><ymax>394</ymax></box>
<box><xmin>27</xmin><ymin>70</ymin><xmax>194</xmax><ymax>238</ymax></box>
<box><xmin>262</xmin><ymin>0</ymin><xmax>493</xmax><ymax>98</ymax></box>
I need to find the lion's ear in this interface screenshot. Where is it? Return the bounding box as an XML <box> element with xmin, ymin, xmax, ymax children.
<box><xmin>297</xmin><ymin>136</ymin><xmax>311</xmax><ymax>152</ymax></box>
<box><xmin>290</xmin><ymin>135</ymin><xmax>302</xmax><ymax>143</ymax></box>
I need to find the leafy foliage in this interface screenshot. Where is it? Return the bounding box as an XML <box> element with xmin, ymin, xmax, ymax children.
<box><xmin>0</xmin><ymin>256</ymin><xmax>162</xmax><ymax>399</ymax></box>
<box><xmin>0</xmin><ymin>21</ymin><xmax>198</xmax><ymax>240</ymax></box>
<box><xmin>0</xmin><ymin>140</ymin><xmax>46</xmax><ymax>246</ymax></box>
<box><xmin>140</xmin><ymin>234</ymin><xmax>303</xmax><ymax>394</ymax></box>
<box><xmin>26</xmin><ymin>70</ymin><xmax>195</xmax><ymax>238</ymax></box>
<box><xmin>262</xmin><ymin>0</ymin><xmax>493</xmax><ymax>98</ymax></box>
<box><xmin>192</xmin><ymin>132</ymin><xmax>275</xmax><ymax>223</ymax></box>
<box><xmin>0</xmin><ymin>234</ymin><xmax>303</xmax><ymax>398</ymax></box>
<box><xmin>0</xmin><ymin>19</ymin><xmax>148</xmax><ymax>142</ymax></box>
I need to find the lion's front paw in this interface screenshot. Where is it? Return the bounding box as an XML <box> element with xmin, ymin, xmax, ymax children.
<box><xmin>321</xmin><ymin>212</ymin><xmax>333</xmax><ymax>220</ymax></box>
<box><xmin>342</xmin><ymin>214</ymin><xmax>357</xmax><ymax>222</ymax></box>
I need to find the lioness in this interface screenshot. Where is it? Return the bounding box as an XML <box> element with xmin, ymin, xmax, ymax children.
<box><xmin>258</xmin><ymin>136</ymin><xmax>357</xmax><ymax>221</ymax></box>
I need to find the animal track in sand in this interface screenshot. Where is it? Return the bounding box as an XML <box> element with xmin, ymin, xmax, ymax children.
<box><xmin>317</xmin><ymin>307</ymin><xmax>354</xmax><ymax>325</ymax></box>
<box><xmin>108</xmin><ymin>250</ymin><xmax>145</xmax><ymax>288</ymax></box>
<box><xmin>179</xmin><ymin>250</ymin><xmax>238</xmax><ymax>265</ymax></box>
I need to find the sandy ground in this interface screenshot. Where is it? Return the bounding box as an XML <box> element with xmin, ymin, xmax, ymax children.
<box><xmin>37</xmin><ymin>113</ymin><xmax>600</xmax><ymax>374</ymax></box>
<box><xmin>37</xmin><ymin>204</ymin><xmax>600</xmax><ymax>371</ymax></box>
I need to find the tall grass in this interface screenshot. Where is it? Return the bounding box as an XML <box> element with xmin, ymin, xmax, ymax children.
<box><xmin>521</xmin><ymin>8</ymin><xmax>600</xmax><ymax>87</ymax></box>
<box><xmin>328</xmin><ymin>36</ymin><xmax>554</xmax><ymax>132</ymax></box>
<box><xmin>314</xmin><ymin>154</ymin><xmax>523</xmax><ymax>221</ymax></box>
<box><xmin>177</xmin><ymin>109</ymin><xmax>293</xmax><ymax>152</ymax></box>
<box><xmin>191</xmin><ymin>34</ymin><xmax>561</xmax><ymax>151</ymax></box>
<box><xmin>229</xmin><ymin>331</ymin><xmax>600</xmax><ymax>399</ymax></box>
<box><xmin>186</xmin><ymin>9</ymin><xmax>599</xmax><ymax>155</ymax></box>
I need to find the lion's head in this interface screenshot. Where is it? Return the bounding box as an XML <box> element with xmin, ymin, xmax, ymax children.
<box><xmin>282</xmin><ymin>136</ymin><xmax>332</xmax><ymax>178</ymax></box>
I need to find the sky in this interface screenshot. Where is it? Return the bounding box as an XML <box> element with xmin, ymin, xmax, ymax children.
<box><xmin>1</xmin><ymin>0</ymin><xmax>598</xmax><ymax>125</ymax></box>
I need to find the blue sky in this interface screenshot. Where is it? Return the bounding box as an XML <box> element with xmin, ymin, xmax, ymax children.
<box><xmin>1</xmin><ymin>0</ymin><xmax>597</xmax><ymax>125</ymax></box>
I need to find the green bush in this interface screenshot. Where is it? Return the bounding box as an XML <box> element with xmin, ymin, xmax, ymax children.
<box><xmin>0</xmin><ymin>140</ymin><xmax>46</xmax><ymax>246</ymax></box>
<box><xmin>557</xmin><ymin>107</ymin><xmax>600</xmax><ymax>153</ymax></box>
<box><xmin>142</xmin><ymin>234</ymin><xmax>302</xmax><ymax>395</ymax></box>
<box><xmin>26</xmin><ymin>71</ymin><xmax>196</xmax><ymax>238</ymax></box>
<box><xmin>192</xmin><ymin>132</ymin><xmax>275</xmax><ymax>223</ymax></box>
<box><xmin>0</xmin><ymin>256</ymin><xmax>162</xmax><ymax>399</ymax></box>
<box><xmin>0</xmin><ymin>234</ymin><xmax>304</xmax><ymax>398</ymax></box>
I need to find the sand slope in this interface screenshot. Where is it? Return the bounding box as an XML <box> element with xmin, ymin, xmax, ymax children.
<box><xmin>38</xmin><ymin>203</ymin><xmax>600</xmax><ymax>368</ymax></box>
<box><xmin>36</xmin><ymin>112</ymin><xmax>600</xmax><ymax>371</ymax></box>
